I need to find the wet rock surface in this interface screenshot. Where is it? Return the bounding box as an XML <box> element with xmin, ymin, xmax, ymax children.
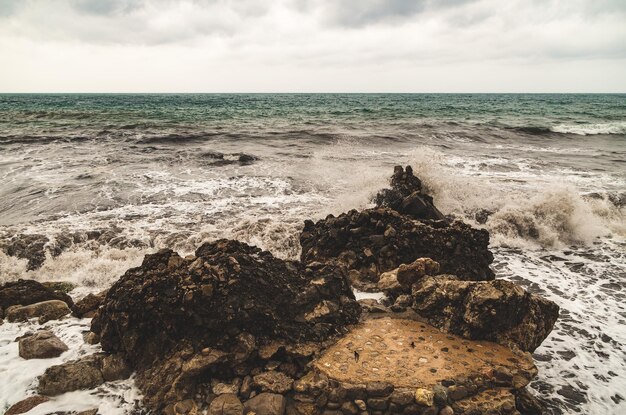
<box><xmin>18</xmin><ymin>330</ymin><xmax>69</xmax><ymax>359</ymax></box>
<box><xmin>373</xmin><ymin>165</ymin><xmax>445</xmax><ymax>221</ymax></box>
<box><xmin>92</xmin><ymin>239</ymin><xmax>360</xmax><ymax>411</ymax></box>
<box><xmin>5</xmin><ymin>395</ymin><xmax>50</xmax><ymax>415</ymax></box>
<box><xmin>6</xmin><ymin>300</ymin><xmax>71</xmax><ymax>324</ymax></box>
<box><xmin>0</xmin><ymin>279</ymin><xmax>74</xmax><ymax>317</ymax></box>
<box><xmin>72</xmin><ymin>290</ymin><xmax>107</xmax><ymax>318</ymax></box>
<box><xmin>411</xmin><ymin>276</ymin><xmax>560</xmax><ymax>352</ymax></box>
<box><xmin>300</xmin><ymin>208</ymin><xmax>494</xmax><ymax>290</ymax></box>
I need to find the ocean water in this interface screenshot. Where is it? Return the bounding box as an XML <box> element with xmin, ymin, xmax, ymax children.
<box><xmin>0</xmin><ymin>94</ymin><xmax>624</xmax><ymax>414</ymax></box>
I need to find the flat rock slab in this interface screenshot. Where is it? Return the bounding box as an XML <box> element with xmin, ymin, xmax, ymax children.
<box><xmin>314</xmin><ymin>317</ymin><xmax>535</xmax><ymax>389</ymax></box>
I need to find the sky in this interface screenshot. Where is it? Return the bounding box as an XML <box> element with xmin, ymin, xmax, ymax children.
<box><xmin>0</xmin><ymin>0</ymin><xmax>625</xmax><ymax>92</ymax></box>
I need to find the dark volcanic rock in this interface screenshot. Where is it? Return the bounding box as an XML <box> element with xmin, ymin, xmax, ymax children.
<box><xmin>300</xmin><ymin>208</ymin><xmax>494</xmax><ymax>290</ymax></box>
<box><xmin>72</xmin><ymin>291</ymin><xmax>107</xmax><ymax>318</ymax></box>
<box><xmin>92</xmin><ymin>239</ymin><xmax>360</xmax><ymax>410</ymax></box>
<box><xmin>373</xmin><ymin>165</ymin><xmax>445</xmax><ymax>221</ymax></box>
<box><xmin>411</xmin><ymin>276</ymin><xmax>559</xmax><ymax>352</ymax></box>
<box><xmin>37</xmin><ymin>355</ymin><xmax>105</xmax><ymax>396</ymax></box>
<box><xmin>0</xmin><ymin>280</ymin><xmax>74</xmax><ymax>317</ymax></box>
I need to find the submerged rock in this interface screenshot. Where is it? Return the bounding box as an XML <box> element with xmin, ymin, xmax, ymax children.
<box><xmin>300</xmin><ymin>208</ymin><xmax>494</xmax><ymax>290</ymax></box>
<box><xmin>411</xmin><ymin>276</ymin><xmax>559</xmax><ymax>352</ymax></box>
<box><xmin>2</xmin><ymin>234</ymin><xmax>49</xmax><ymax>270</ymax></box>
<box><xmin>0</xmin><ymin>279</ymin><xmax>74</xmax><ymax>317</ymax></box>
<box><xmin>374</xmin><ymin>165</ymin><xmax>446</xmax><ymax>221</ymax></box>
<box><xmin>18</xmin><ymin>330</ymin><xmax>68</xmax><ymax>359</ymax></box>
<box><xmin>92</xmin><ymin>239</ymin><xmax>360</xmax><ymax>411</ymax></box>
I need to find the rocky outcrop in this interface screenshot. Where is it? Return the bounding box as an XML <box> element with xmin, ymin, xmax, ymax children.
<box><xmin>373</xmin><ymin>165</ymin><xmax>446</xmax><ymax>221</ymax></box>
<box><xmin>18</xmin><ymin>330</ymin><xmax>68</xmax><ymax>359</ymax></box>
<box><xmin>300</xmin><ymin>208</ymin><xmax>494</xmax><ymax>290</ymax></box>
<box><xmin>411</xmin><ymin>276</ymin><xmax>560</xmax><ymax>352</ymax></box>
<box><xmin>0</xmin><ymin>279</ymin><xmax>74</xmax><ymax>317</ymax></box>
<box><xmin>2</xmin><ymin>234</ymin><xmax>49</xmax><ymax>270</ymax></box>
<box><xmin>91</xmin><ymin>239</ymin><xmax>360</xmax><ymax>411</ymax></box>
<box><xmin>6</xmin><ymin>300</ymin><xmax>71</xmax><ymax>323</ymax></box>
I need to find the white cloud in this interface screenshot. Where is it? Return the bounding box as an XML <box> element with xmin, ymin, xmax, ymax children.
<box><xmin>0</xmin><ymin>0</ymin><xmax>624</xmax><ymax>91</ymax></box>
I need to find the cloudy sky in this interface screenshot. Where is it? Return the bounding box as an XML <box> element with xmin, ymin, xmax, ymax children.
<box><xmin>1</xmin><ymin>0</ymin><xmax>625</xmax><ymax>92</ymax></box>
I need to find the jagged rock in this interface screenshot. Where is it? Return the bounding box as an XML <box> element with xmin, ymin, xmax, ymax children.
<box><xmin>244</xmin><ymin>393</ymin><xmax>286</xmax><ymax>415</ymax></box>
<box><xmin>72</xmin><ymin>290</ymin><xmax>107</xmax><ymax>318</ymax></box>
<box><xmin>92</xmin><ymin>239</ymin><xmax>360</xmax><ymax>411</ymax></box>
<box><xmin>253</xmin><ymin>371</ymin><xmax>294</xmax><ymax>394</ymax></box>
<box><xmin>211</xmin><ymin>378</ymin><xmax>242</xmax><ymax>395</ymax></box>
<box><xmin>0</xmin><ymin>279</ymin><xmax>74</xmax><ymax>317</ymax></box>
<box><xmin>5</xmin><ymin>395</ymin><xmax>50</xmax><ymax>415</ymax></box>
<box><xmin>373</xmin><ymin>166</ymin><xmax>445</xmax><ymax>221</ymax></box>
<box><xmin>208</xmin><ymin>393</ymin><xmax>243</xmax><ymax>415</ymax></box>
<box><xmin>41</xmin><ymin>281</ymin><xmax>77</xmax><ymax>294</ymax></box>
<box><xmin>6</xmin><ymin>300</ymin><xmax>71</xmax><ymax>323</ymax></box>
<box><xmin>411</xmin><ymin>276</ymin><xmax>559</xmax><ymax>352</ymax></box>
<box><xmin>18</xmin><ymin>330</ymin><xmax>68</xmax><ymax>359</ymax></box>
<box><xmin>300</xmin><ymin>208</ymin><xmax>494</xmax><ymax>290</ymax></box>
<box><xmin>37</xmin><ymin>354</ymin><xmax>104</xmax><ymax>396</ymax></box>
<box><xmin>377</xmin><ymin>258</ymin><xmax>440</xmax><ymax>298</ymax></box>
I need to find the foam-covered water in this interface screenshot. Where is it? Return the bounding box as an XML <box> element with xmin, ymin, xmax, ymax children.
<box><xmin>0</xmin><ymin>94</ymin><xmax>625</xmax><ymax>414</ymax></box>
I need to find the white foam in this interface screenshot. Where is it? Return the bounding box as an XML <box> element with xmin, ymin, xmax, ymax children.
<box><xmin>551</xmin><ymin>121</ymin><xmax>626</xmax><ymax>135</ymax></box>
<box><xmin>0</xmin><ymin>318</ymin><xmax>141</xmax><ymax>415</ymax></box>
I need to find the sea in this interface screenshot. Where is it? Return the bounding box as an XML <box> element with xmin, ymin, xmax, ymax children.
<box><xmin>0</xmin><ymin>94</ymin><xmax>624</xmax><ymax>414</ymax></box>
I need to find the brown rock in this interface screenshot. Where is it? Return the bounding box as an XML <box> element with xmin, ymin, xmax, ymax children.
<box><xmin>253</xmin><ymin>371</ymin><xmax>294</xmax><ymax>394</ymax></box>
<box><xmin>0</xmin><ymin>279</ymin><xmax>74</xmax><ymax>312</ymax></box>
<box><xmin>208</xmin><ymin>394</ymin><xmax>243</xmax><ymax>415</ymax></box>
<box><xmin>396</xmin><ymin>258</ymin><xmax>440</xmax><ymax>287</ymax></box>
<box><xmin>101</xmin><ymin>353</ymin><xmax>131</xmax><ymax>381</ymax></box>
<box><xmin>37</xmin><ymin>354</ymin><xmax>104</xmax><ymax>396</ymax></box>
<box><xmin>18</xmin><ymin>330</ymin><xmax>68</xmax><ymax>359</ymax></box>
<box><xmin>6</xmin><ymin>300</ymin><xmax>71</xmax><ymax>323</ymax></box>
<box><xmin>5</xmin><ymin>395</ymin><xmax>50</xmax><ymax>415</ymax></box>
<box><xmin>412</xmin><ymin>276</ymin><xmax>559</xmax><ymax>352</ymax></box>
<box><xmin>244</xmin><ymin>393</ymin><xmax>286</xmax><ymax>415</ymax></box>
<box><xmin>72</xmin><ymin>291</ymin><xmax>107</xmax><ymax>318</ymax></box>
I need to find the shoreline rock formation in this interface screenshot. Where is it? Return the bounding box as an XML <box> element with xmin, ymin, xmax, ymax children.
<box><xmin>3</xmin><ymin>165</ymin><xmax>560</xmax><ymax>415</ymax></box>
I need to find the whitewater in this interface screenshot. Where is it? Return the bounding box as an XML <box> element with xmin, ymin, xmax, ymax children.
<box><xmin>0</xmin><ymin>93</ymin><xmax>624</xmax><ymax>414</ymax></box>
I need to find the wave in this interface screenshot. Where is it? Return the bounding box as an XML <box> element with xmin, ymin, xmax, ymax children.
<box><xmin>551</xmin><ymin>121</ymin><xmax>626</xmax><ymax>136</ymax></box>
<box><xmin>402</xmin><ymin>148</ymin><xmax>625</xmax><ymax>249</ymax></box>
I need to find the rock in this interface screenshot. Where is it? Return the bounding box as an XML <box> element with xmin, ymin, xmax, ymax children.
<box><xmin>396</xmin><ymin>258</ymin><xmax>440</xmax><ymax>287</ymax></box>
<box><xmin>208</xmin><ymin>393</ymin><xmax>243</xmax><ymax>415</ymax></box>
<box><xmin>390</xmin><ymin>388</ymin><xmax>415</xmax><ymax>406</ymax></box>
<box><xmin>439</xmin><ymin>406</ymin><xmax>453</xmax><ymax>415</ymax></box>
<box><xmin>300</xmin><ymin>208</ymin><xmax>494</xmax><ymax>289</ymax></box>
<box><xmin>244</xmin><ymin>392</ymin><xmax>286</xmax><ymax>415</ymax></box>
<box><xmin>37</xmin><ymin>354</ymin><xmax>104</xmax><ymax>396</ymax></box>
<box><xmin>72</xmin><ymin>291</ymin><xmax>107</xmax><ymax>318</ymax></box>
<box><xmin>358</xmin><ymin>299</ymin><xmax>388</xmax><ymax>314</ymax></box>
<box><xmin>293</xmin><ymin>371</ymin><xmax>329</xmax><ymax>396</ymax></box>
<box><xmin>101</xmin><ymin>353</ymin><xmax>131</xmax><ymax>381</ymax></box>
<box><xmin>6</xmin><ymin>300</ymin><xmax>71</xmax><ymax>323</ymax></box>
<box><xmin>411</xmin><ymin>276</ymin><xmax>559</xmax><ymax>352</ymax></box>
<box><xmin>5</xmin><ymin>395</ymin><xmax>50</xmax><ymax>415</ymax></box>
<box><xmin>18</xmin><ymin>330</ymin><xmax>68</xmax><ymax>359</ymax></box>
<box><xmin>253</xmin><ymin>371</ymin><xmax>294</xmax><ymax>393</ymax></box>
<box><xmin>514</xmin><ymin>388</ymin><xmax>544</xmax><ymax>415</ymax></box>
<box><xmin>212</xmin><ymin>378</ymin><xmax>242</xmax><ymax>395</ymax></box>
<box><xmin>41</xmin><ymin>281</ymin><xmax>77</xmax><ymax>294</ymax></box>
<box><xmin>92</xmin><ymin>240</ymin><xmax>360</xmax><ymax>411</ymax></box>
<box><xmin>415</xmin><ymin>388</ymin><xmax>434</xmax><ymax>407</ymax></box>
<box><xmin>376</xmin><ymin>269</ymin><xmax>401</xmax><ymax>294</ymax></box>
<box><xmin>0</xmin><ymin>279</ymin><xmax>74</xmax><ymax>316</ymax></box>
<box><xmin>452</xmin><ymin>388</ymin><xmax>516</xmax><ymax>414</ymax></box>
<box><xmin>373</xmin><ymin>166</ymin><xmax>446</xmax><ymax>221</ymax></box>
<box><xmin>366</xmin><ymin>382</ymin><xmax>394</xmax><ymax>397</ymax></box>
<box><xmin>2</xmin><ymin>234</ymin><xmax>49</xmax><ymax>270</ymax></box>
